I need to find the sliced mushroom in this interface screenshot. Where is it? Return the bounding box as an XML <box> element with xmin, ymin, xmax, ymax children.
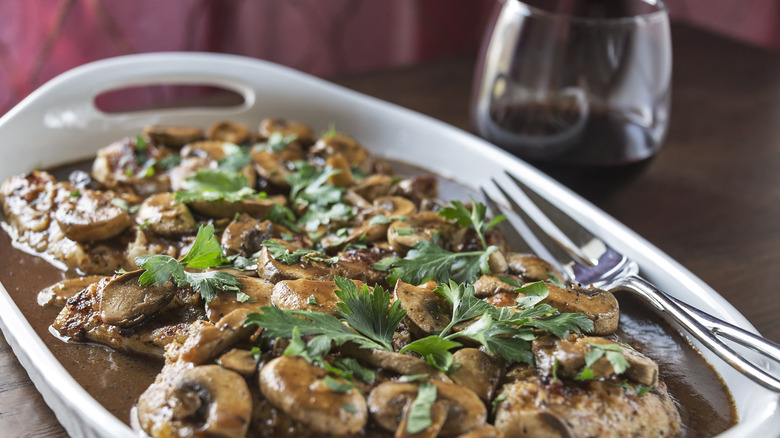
<box><xmin>387</xmin><ymin>211</ymin><xmax>457</xmax><ymax>252</ymax></box>
<box><xmin>258</xmin><ymin>117</ymin><xmax>313</xmax><ymax>143</ymax></box>
<box><xmin>271</xmin><ymin>278</ymin><xmax>362</xmax><ymax>316</ymax></box>
<box><xmin>533</xmin><ymin>335</ymin><xmax>659</xmax><ymax>386</ymax></box>
<box><xmin>256</xmin><ymin>241</ymin><xmax>333</xmax><ymax>283</ymax></box>
<box><xmin>208</xmin><ymin>121</ymin><xmax>250</xmax><ymax>144</ymax></box>
<box><xmin>326</xmin><ymin>154</ymin><xmax>355</xmax><ymax>187</ymax></box>
<box><xmin>543</xmin><ymin>284</ymin><xmax>619</xmax><ymax>335</ymax></box>
<box><xmin>310</xmin><ymin>133</ymin><xmax>368</xmax><ymax>167</ymax></box>
<box><xmin>143</xmin><ymin>125</ymin><xmax>204</xmax><ymax>148</ymax></box>
<box><xmin>38</xmin><ymin>275</ymin><xmax>105</xmax><ymax>307</ymax></box>
<box><xmin>179</xmin><ymin>308</ymin><xmax>255</xmax><ymax>364</ymax></box>
<box><xmin>136</xmin><ymin>192</ymin><xmax>196</xmax><ymax>237</ymax></box>
<box><xmin>394</xmin><ymin>280</ymin><xmax>451</xmax><ymax>337</ymax></box>
<box><xmin>472</xmin><ymin>274</ymin><xmax>523</xmax><ymax>298</ymax></box>
<box><xmin>351</xmin><ymin>174</ymin><xmax>394</xmax><ymax>201</ymax></box>
<box><xmin>55</xmin><ymin>190</ymin><xmax>131</xmax><ymax>242</ymax></box>
<box><xmin>99</xmin><ymin>270</ymin><xmax>176</xmax><ymax>327</ymax></box>
<box><xmin>205</xmin><ymin>276</ymin><xmax>274</xmax><ymax>322</ymax></box>
<box><xmin>506</xmin><ymin>252</ymin><xmax>567</xmax><ymax>285</ymax></box>
<box><xmin>179</xmin><ymin>140</ymin><xmax>256</xmax><ymax>188</ymax></box>
<box><xmin>218</xmin><ymin>348</ymin><xmax>258</xmax><ymax>376</ymax></box>
<box><xmin>367</xmin><ymin>380</ymin><xmax>486</xmax><ymax>436</ymax></box>
<box><xmin>188</xmin><ymin>195</ymin><xmax>285</xmax><ymax>219</ymax></box>
<box><xmin>91</xmin><ymin>138</ymin><xmax>172</xmax><ymax>197</ymax></box>
<box><xmin>449</xmin><ymin>348</ymin><xmax>505</xmax><ymax>404</ymax></box>
<box><xmin>259</xmin><ymin>356</ymin><xmax>368</xmax><ymax>436</ymax></box>
<box><xmin>137</xmin><ymin>362</ymin><xmax>252</xmax><ymax>438</ymax></box>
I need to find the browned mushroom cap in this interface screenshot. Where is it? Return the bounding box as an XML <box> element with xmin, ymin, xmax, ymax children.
<box><xmin>393</xmin><ymin>280</ymin><xmax>451</xmax><ymax>337</ymax></box>
<box><xmin>533</xmin><ymin>335</ymin><xmax>659</xmax><ymax>386</ymax></box>
<box><xmin>179</xmin><ymin>308</ymin><xmax>256</xmax><ymax>364</ymax></box>
<box><xmin>137</xmin><ymin>362</ymin><xmax>252</xmax><ymax>438</ymax></box>
<box><xmin>506</xmin><ymin>252</ymin><xmax>567</xmax><ymax>285</ymax></box>
<box><xmin>367</xmin><ymin>380</ymin><xmax>487</xmax><ymax>436</ymax></box>
<box><xmin>258</xmin><ymin>117</ymin><xmax>313</xmax><ymax>143</ymax></box>
<box><xmin>325</xmin><ymin>196</ymin><xmax>418</xmax><ymax>250</ymax></box>
<box><xmin>54</xmin><ymin>190</ymin><xmax>131</xmax><ymax>242</ymax></box>
<box><xmin>259</xmin><ymin>356</ymin><xmax>368</xmax><ymax>436</ymax></box>
<box><xmin>543</xmin><ymin>283</ymin><xmax>619</xmax><ymax>335</ymax></box>
<box><xmin>449</xmin><ymin>348</ymin><xmax>505</xmax><ymax>403</ymax></box>
<box><xmin>187</xmin><ymin>195</ymin><xmax>284</xmax><ymax>219</ymax></box>
<box><xmin>136</xmin><ymin>192</ymin><xmax>196</xmax><ymax>237</ymax></box>
<box><xmin>387</xmin><ymin>211</ymin><xmax>457</xmax><ymax>252</ymax></box>
<box><xmin>250</xmin><ymin>140</ymin><xmax>305</xmax><ymax>187</ymax></box>
<box><xmin>98</xmin><ymin>270</ymin><xmax>176</xmax><ymax>327</ymax></box>
<box><xmin>326</xmin><ymin>154</ymin><xmax>355</xmax><ymax>187</ymax></box>
<box><xmin>179</xmin><ymin>140</ymin><xmax>256</xmax><ymax>188</ymax></box>
<box><xmin>271</xmin><ymin>278</ymin><xmax>363</xmax><ymax>316</ymax></box>
<box><xmin>143</xmin><ymin>125</ymin><xmax>204</xmax><ymax>148</ymax></box>
<box><xmin>37</xmin><ymin>275</ymin><xmax>105</xmax><ymax>307</ymax></box>
<box><xmin>205</xmin><ymin>276</ymin><xmax>274</xmax><ymax>322</ymax></box>
<box><xmin>351</xmin><ymin>174</ymin><xmax>394</xmax><ymax>201</ymax></box>
<box><xmin>310</xmin><ymin>133</ymin><xmax>368</xmax><ymax>167</ymax></box>
<box><xmin>208</xmin><ymin>121</ymin><xmax>250</xmax><ymax>144</ymax></box>
<box><xmin>256</xmin><ymin>241</ymin><xmax>333</xmax><ymax>283</ymax></box>
<box><xmin>217</xmin><ymin>348</ymin><xmax>258</xmax><ymax>376</ymax></box>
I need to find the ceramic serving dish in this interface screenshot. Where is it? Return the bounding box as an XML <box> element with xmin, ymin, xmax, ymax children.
<box><xmin>0</xmin><ymin>53</ymin><xmax>777</xmax><ymax>437</ymax></box>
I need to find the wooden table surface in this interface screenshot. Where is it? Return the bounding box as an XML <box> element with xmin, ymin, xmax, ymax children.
<box><xmin>2</xmin><ymin>23</ymin><xmax>779</xmax><ymax>437</ymax></box>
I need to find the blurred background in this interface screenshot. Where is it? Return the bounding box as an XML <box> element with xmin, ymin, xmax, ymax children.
<box><xmin>0</xmin><ymin>0</ymin><xmax>777</xmax><ymax>116</ymax></box>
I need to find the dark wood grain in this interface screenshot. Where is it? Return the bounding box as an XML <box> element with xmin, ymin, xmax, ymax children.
<box><xmin>0</xmin><ymin>22</ymin><xmax>777</xmax><ymax>436</ymax></box>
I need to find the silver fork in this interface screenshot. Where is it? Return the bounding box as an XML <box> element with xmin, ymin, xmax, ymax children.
<box><xmin>482</xmin><ymin>172</ymin><xmax>780</xmax><ymax>393</ymax></box>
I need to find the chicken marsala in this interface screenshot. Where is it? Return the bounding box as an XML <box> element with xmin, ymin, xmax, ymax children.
<box><xmin>0</xmin><ymin>119</ymin><xmax>683</xmax><ymax>437</ymax></box>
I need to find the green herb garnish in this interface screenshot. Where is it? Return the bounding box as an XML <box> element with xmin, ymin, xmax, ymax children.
<box><xmin>406</xmin><ymin>382</ymin><xmax>437</xmax><ymax>434</ymax></box>
<box><xmin>134</xmin><ymin>224</ymin><xmax>242</xmax><ymax>303</ymax></box>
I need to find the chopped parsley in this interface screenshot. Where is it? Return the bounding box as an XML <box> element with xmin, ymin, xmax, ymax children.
<box><xmin>406</xmin><ymin>382</ymin><xmax>437</xmax><ymax>434</ymax></box>
<box><xmin>382</xmin><ymin>200</ymin><xmax>504</xmax><ymax>285</ymax></box>
<box><xmin>134</xmin><ymin>224</ymin><xmax>242</xmax><ymax>303</ymax></box>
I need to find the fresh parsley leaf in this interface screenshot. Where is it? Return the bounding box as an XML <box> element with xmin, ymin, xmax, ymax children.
<box><xmin>434</xmin><ymin>281</ymin><xmax>492</xmax><ymax>335</ymax></box>
<box><xmin>398</xmin><ymin>373</ymin><xmax>430</xmax><ymax>383</ymax></box>
<box><xmin>437</xmin><ymin>198</ymin><xmax>505</xmax><ymax>249</ymax></box>
<box><xmin>341</xmin><ymin>404</ymin><xmax>358</xmax><ymax>413</ymax></box>
<box><xmin>400</xmin><ymin>336</ymin><xmax>461</xmax><ymax>372</ymax></box>
<box><xmin>388</xmin><ymin>240</ymin><xmax>497</xmax><ymax>285</ymax></box>
<box><xmin>136</xmin><ymin>254</ymin><xmax>183</xmax><ymax>286</ymax></box>
<box><xmin>392</xmin><ymin>227</ymin><xmax>415</xmax><ymax>236</ymax></box>
<box><xmin>246</xmin><ymin>306</ymin><xmax>387</xmax><ymax>351</ymax></box>
<box><xmin>262</xmin><ymin>239</ymin><xmax>330</xmax><ymax>265</ymax></box>
<box><xmin>514</xmin><ymin>281</ymin><xmax>550</xmax><ymax>308</ymax></box>
<box><xmin>268</xmin><ymin>203</ymin><xmax>303</xmax><ymax>234</ymax></box>
<box><xmin>324</xmin><ymin>376</ymin><xmax>353</xmax><ymax>393</ymax></box>
<box><xmin>372</xmin><ymin>256</ymin><xmax>400</xmax><ymax>271</ymax></box>
<box><xmin>406</xmin><ymin>382</ymin><xmax>437</xmax><ymax>434</ymax></box>
<box><xmin>174</xmin><ymin>169</ymin><xmax>258</xmax><ymax>203</ymax></box>
<box><xmin>134</xmin><ymin>225</ymin><xmax>241</xmax><ymax>303</ymax></box>
<box><xmin>308</xmin><ymin>294</ymin><xmax>319</xmax><ymax>305</ymax></box>
<box><xmin>491</xmin><ymin>393</ymin><xmax>507</xmax><ymax>415</ymax></box>
<box><xmin>254</xmin><ymin>132</ymin><xmax>297</xmax><ymax>153</ymax></box>
<box><xmin>590</xmin><ymin>342</ymin><xmax>630</xmax><ymax>374</ymax></box>
<box><xmin>331</xmin><ymin>357</ymin><xmax>377</xmax><ymax>385</ymax></box>
<box><xmin>299</xmin><ymin>202</ymin><xmax>353</xmax><ymax>232</ymax></box>
<box><xmin>179</xmin><ymin>224</ymin><xmax>226</xmax><ymax>268</ymax></box>
<box><xmin>333</xmin><ymin>277</ymin><xmax>406</xmax><ymax>351</ymax></box>
<box><xmin>217</xmin><ymin>143</ymin><xmax>252</xmax><ymax>172</ymax></box>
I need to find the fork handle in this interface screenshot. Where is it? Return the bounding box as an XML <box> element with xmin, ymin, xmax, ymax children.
<box><xmin>613</xmin><ymin>275</ymin><xmax>780</xmax><ymax>393</ymax></box>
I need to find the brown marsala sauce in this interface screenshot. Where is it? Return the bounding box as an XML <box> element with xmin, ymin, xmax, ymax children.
<box><xmin>0</xmin><ymin>160</ymin><xmax>737</xmax><ymax>436</ymax></box>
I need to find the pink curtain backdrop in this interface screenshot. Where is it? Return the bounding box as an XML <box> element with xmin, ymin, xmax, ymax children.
<box><xmin>0</xmin><ymin>0</ymin><xmax>777</xmax><ymax>115</ymax></box>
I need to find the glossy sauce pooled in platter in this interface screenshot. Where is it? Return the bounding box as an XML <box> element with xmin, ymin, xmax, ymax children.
<box><xmin>0</xmin><ymin>119</ymin><xmax>736</xmax><ymax>437</ymax></box>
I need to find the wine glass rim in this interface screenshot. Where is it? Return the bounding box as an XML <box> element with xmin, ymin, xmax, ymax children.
<box><xmin>510</xmin><ymin>0</ymin><xmax>669</xmax><ymax>26</ymax></box>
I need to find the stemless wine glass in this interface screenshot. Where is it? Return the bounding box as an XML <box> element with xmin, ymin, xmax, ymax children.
<box><xmin>471</xmin><ymin>0</ymin><xmax>671</xmax><ymax>167</ymax></box>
